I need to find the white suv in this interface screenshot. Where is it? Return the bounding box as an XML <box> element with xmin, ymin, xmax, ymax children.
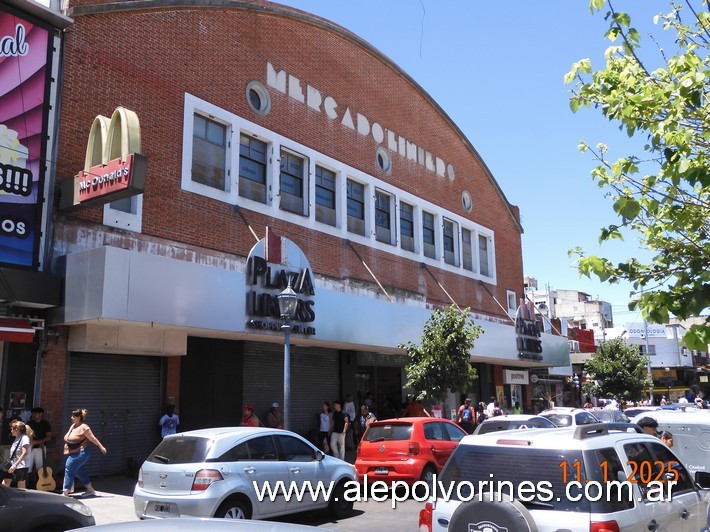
<box><xmin>419</xmin><ymin>423</ymin><xmax>710</xmax><ymax>532</ymax></box>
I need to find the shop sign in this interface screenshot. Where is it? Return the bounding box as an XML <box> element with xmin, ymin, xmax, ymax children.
<box><xmin>0</xmin><ymin>7</ymin><xmax>54</xmax><ymax>269</ymax></box>
<box><xmin>504</xmin><ymin>369</ymin><xmax>529</xmax><ymax>385</ymax></box>
<box><xmin>626</xmin><ymin>322</ymin><xmax>666</xmax><ymax>338</ymax></box>
<box><xmin>245</xmin><ymin>227</ymin><xmax>315</xmax><ymax>335</ymax></box>
<box><xmin>265</xmin><ymin>62</ymin><xmax>456</xmax><ymax>181</ymax></box>
<box><xmin>515</xmin><ymin>300</ymin><xmax>542</xmax><ymax>361</ymax></box>
<box><xmin>60</xmin><ymin>107</ymin><xmax>147</xmax><ymax>211</ymax></box>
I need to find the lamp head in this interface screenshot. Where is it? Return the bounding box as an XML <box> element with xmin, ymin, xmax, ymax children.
<box><xmin>278</xmin><ymin>284</ymin><xmax>299</xmax><ymax>320</ymax></box>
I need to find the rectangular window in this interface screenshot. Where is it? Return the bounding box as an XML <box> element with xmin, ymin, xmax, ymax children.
<box><xmin>347</xmin><ymin>179</ymin><xmax>365</xmax><ymax>236</ymax></box>
<box><xmin>423</xmin><ymin>211</ymin><xmax>436</xmax><ymax>259</ymax></box>
<box><xmin>507</xmin><ymin>290</ymin><xmax>517</xmax><ymax>317</ymax></box>
<box><xmin>443</xmin><ymin>218</ymin><xmax>457</xmax><ymax>266</ymax></box>
<box><xmin>461</xmin><ymin>228</ymin><xmax>473</xmax><ymax>271</ymax></box>
<box><xmin>375</xmin><ymin>189</ymin><xmax>393</xmax><ymax>245</ymax></box>
<box><xmin>104</xmin><ymin>195</ymin><xmax>143</xmax><ymax>233</ymax></box>
<box><xmin>478</xmin><ymin>234</ymin><xmax>490</xmax><ymax>276</ymax></box>
<box><xmin>279</xmin><ymin>149</ymin><xmax>307</xmax><ymax>216</ymax></box>
<box><xmin>400</xmin><ymin>201</ymin><xmax>415</xmax><ymax>252</ymax></box>
<box><xmin>192</xmin><ymin>113</ymin><xmax>227</xmax><ymax>191</ymax></box>
<box><xmin>239</xmin><ymin>134</ymin><xmax>267</xmax><ymax>203</ymax></box>
<box><xmin>315</xmin><ymin>165</ymin><xmax>336</xmax><ymax>226</ymax></box>
<box><xmin>639</xmin><ymin>345</ymin><xmax>657</xmax><ymax>356</ymax></box>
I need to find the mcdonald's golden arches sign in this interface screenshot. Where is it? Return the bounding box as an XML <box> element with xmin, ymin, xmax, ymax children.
<box><xmin>60</xmin><ymin>107</ymin><xmax>147</xmax><ymax>211</ymax></box>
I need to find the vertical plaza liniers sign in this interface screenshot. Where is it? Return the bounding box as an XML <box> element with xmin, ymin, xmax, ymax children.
<box><xmin>516</xmin><ymin>300</ymin><xmax>542</xmax><ymax>361</ymax></box>
<box><xmin>246</xmin><ymin>228</ymin><xmax>316</xmax><ymax>335</ymax></box>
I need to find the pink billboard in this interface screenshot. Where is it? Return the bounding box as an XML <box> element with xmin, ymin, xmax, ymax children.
<box><xmin>0</xmin><ymin>5</ymin><xmax>54</xmax><ymax>269</ymax></box>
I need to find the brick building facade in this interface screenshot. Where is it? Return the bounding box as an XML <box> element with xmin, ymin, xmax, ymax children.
<box><xmin>24</xmin><ymin>0</ymin><xmax>569</xmax><ymax>474</ymax></box>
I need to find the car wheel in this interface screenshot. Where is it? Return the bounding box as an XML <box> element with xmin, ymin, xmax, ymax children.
<box><xmin>215</xmin><ymin>497</ymin><xmax>251</xmax><ymax>519</ymax></box>
<box><xmin>328</xmin><ymin>480</ymin><xmax>354</xmax><ymax>519</ymax></box>
<box><xmin>420</xmin><ymin>465</ymin><xmax>436</xmax><ymax>485</ymax></box>
<box><xmin>448</xmin><ymin>494</ymin><xmax>537</xmax><ymax>532</ymax></box>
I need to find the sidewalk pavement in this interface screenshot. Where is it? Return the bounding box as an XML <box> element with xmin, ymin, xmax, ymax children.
<box><xmin>71</xmin><ymin>476</ymin><xmax>138</xmax><ymax>525</ymax></box>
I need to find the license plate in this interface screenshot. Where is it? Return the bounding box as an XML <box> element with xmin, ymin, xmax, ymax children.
<box><xmin>374</xmin><ymin>467</ymin><xmax>389</xmax><ymax>475</ymax></box>
<box><xmin>152</xmin><ymin>503</ymin><xmax>171</xmax><ymax>514</ymax></box>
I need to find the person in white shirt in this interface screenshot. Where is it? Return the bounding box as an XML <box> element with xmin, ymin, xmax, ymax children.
<box><xmin>343</xmin><ymin>394</ymin><xmax>356</xmax><ymax>450</ymax></box>
<box><xmin>159</xmin><ymin>405</ymin><xmax>180</xmax><ymax>438</ymax></box>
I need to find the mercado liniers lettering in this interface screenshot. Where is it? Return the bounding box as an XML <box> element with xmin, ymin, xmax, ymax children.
<box><xmin>266</xmin><ymin>62</ymin><xmax>456</xmax><ymax>181</ymax></box>
<box><xmin>247</xmin><ymin>320</ymin><xmax>316</xmax><ymax>335</ymax></box>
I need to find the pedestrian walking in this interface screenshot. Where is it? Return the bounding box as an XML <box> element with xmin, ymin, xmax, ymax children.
<box><xmin>343</xmin><ymin>394</ymin><xmax>356</xmax><ymax>449</ymax></box>
<box><xmin>266</xmin><ymin>403</ymin><xmax>282</xmax><ymax>429</ymax></box>
<box><xmin>3</xmin><ymin>420</ymin><xmax>33</xmax><ymax>489</ymax></box>
<box><xmin>354</xmin><ymin>404</ymin><xmax>376</xmax><ymax>442</ymax></box>
<box><xmin>159</xmin><ymin>404</ymin><xmax>180</xmax><ymax>438</ymax></box>
<box><xmin>240</xmin><ymin>404</ymin><xmax>260</xmax><ymax>427</ymax></box>
<box><xmin>62</xmin><ymin>408</ymin><xmax>107</xmax><ymax>497</ymax></box>
<box><xmin>456</xmin><ymin>398</ymin><xmax>475</xmax><ymax>434</ymax></box>
<box><xmin>27</xmin><ymin>407</ymin><xmax>52</xmax><ymax>488</ymax></box>
<box><xmin>319</xmin><ymin>402</ymin><xmax>331</xmax><ymax>453</ymax></box>
<box><xmin>329</xmin><ymin>401</ymin><xmax>349</xmax><ymax>460</ymax></box>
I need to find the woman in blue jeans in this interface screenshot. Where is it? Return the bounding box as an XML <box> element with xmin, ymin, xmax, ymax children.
<box><xmin>62</xmin><ymin>408</ymin><xmax>107</xmax><ymax>496</ymax></box>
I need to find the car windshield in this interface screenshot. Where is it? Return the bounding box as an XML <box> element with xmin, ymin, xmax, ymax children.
<box><xmin>541</xmin><ymin>414</ymin><xmax>572</xmax><ymax>427</ymax></box>
<box><xmin>364</xmin><ymin>423</ymin><xmax>412</xmax><ymax>442</ymax></box>
<box><xmin>439</xmin><ymin>444</ymin><xmax>590</xmax><ymax>512</ymax></box>
<box><xmin>147</xmin><ymin>436</ymin><xmax>212</xmax><ymax>464</ymax></box>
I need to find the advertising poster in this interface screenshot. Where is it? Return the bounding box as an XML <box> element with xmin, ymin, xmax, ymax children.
<box><xmin>0</xmin><ymin>5</ymin><xmax>53</xmax><ymax>269</ymax></box>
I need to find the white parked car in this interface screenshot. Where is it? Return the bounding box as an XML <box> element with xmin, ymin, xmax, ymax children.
<box><xmin>539</xmin><ymin>407</ymin><xmax>600</xmax><ymax>428</ymax></box>
<box><xmin>134</xmin><ymin>427</ymin><xmax>356</xmax><ymax>521</ymax></box>
<box><xmin>420</xmin><ymin>423</ymin><xmax>710</xmax><ymax>532</ymax></box>
<box><xmin>473</xmin><ymin>415</ymin><xmax>557</xmax><ymax>435</ymax></box>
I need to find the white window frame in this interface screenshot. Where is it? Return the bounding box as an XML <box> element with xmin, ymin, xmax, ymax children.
<box><xmin>182</xmin><ymin>93</ymin><xmax>237</xmax><ymax>204</ymax></box>
<box><xmin>103</xmin><ymin>195</ymin><xmax>143</xmax><ymax>232</ymax></box>
<box><xmin>374</xmin><ymin>188</ymin><xmax>395</xmax><ymax>245</ymax></box>
<box><xmin>443</xmin><ymin>218</ymin><xmax>459</xmax><ymax>266</ymax></box>
<box><xmin>506</xmin><ymin>290</ymin><xmax>517</xmax><ymax>318</ymax></box>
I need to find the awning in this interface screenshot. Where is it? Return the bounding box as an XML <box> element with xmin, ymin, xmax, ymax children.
<box><xmin>0</xmin><ymin>318</ymin><xmax>36</xmax><ymax>343</ymax></box>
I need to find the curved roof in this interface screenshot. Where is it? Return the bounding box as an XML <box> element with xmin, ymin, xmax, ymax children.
<box><xmin>67</xmin><ymin>0</ymin><xmax>523</xmax><ymax>233</ymax></box>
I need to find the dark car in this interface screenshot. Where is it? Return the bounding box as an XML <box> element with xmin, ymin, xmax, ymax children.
<box><xmin>589</xmin><ymin>409</ymin><xmax>630</xmax><ymax>423</ymax></box>
<box><xmin>0</xmin><ymin>484</ymin><xmax>95</xmax><ymax>531</ymax></box>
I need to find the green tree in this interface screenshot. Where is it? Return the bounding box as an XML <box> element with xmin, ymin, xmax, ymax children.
<box><xmin>400</xmin><ymin>305</ymin><xmax>482</xmax><ymax>402</ymax></box>
<box><xmin>566</xmin><ymin>0</ymin><xmax>710</xmax><ymax>350</ymax></box>
<box><xmin>582</xmin><ymin>339</ymin><xmax>651</xmax><ymax>404</ymax></box>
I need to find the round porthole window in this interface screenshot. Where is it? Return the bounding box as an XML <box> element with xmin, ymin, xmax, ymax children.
<box><xmin>376</xmin><ymin>146</ymin><xmax>391</xmax><ymax>174</ymax></box>
<box><xmin>461</xmin><ymin>190</ymin><xmax>473</xmax><ymax>213</ymax></box>
<box><xmin>246</xmin><ymin>81</ymin><xmax>271</xmax><ymax>116</ymax></box>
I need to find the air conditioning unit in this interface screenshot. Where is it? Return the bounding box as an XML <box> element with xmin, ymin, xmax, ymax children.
<box><xmin>568</xmin><ymin>340</ymin><xmax>580</xmax><ymax>352</ymax></box>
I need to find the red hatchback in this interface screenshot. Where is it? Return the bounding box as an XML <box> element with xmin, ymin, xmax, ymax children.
<box><xmin>355</xmin><ymin>417</ymin><xmax>466</xmax><ymax>486</ymax></box>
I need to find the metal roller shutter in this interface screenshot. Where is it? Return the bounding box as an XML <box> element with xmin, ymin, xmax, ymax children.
<box><xmin>242</xmin><ymin>342</ymin><xmax>340</xmax><ymax>440</ymax></box>
<box><xmin>66</xmin><ymin>353</ymin><xmax>162</xmax><ymax>477</ymax></box>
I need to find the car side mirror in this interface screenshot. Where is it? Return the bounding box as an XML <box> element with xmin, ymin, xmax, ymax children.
<box><xmin>695</xmin><ymin>471</ymin><xmax>710</xmax><ymax>489</ymax></box>
<box><xmin>316</xmin><ymin>450</ymin><xmax>325</xmax><ymax>461</ymax></box>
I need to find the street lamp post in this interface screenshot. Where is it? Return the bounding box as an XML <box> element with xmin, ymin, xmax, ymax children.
<box><xmin>278</xmin><ymin>283</ymin><xmax>299</xmax><ymax>432</ymax></box>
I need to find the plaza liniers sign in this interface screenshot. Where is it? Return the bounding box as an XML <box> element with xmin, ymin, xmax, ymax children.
<box><xmin>59</xmin><ymin>107</ymin><xmax>147</xmax><ymax>211</ymax></box>
<box><xmin>246</xmin><ymin>228</ymin><xmax>315</xmax><ymax>335</ymax></box>
<box><xmin>516</xmin><ymin>300</ymin><xmax>543</xmax><ymax>361</ymax></box>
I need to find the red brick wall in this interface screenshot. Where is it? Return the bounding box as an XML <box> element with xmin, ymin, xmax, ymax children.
<box><xmin>37</xmin><ymin>327</ymin><xmax>69</xmax><ymax>465</ymax></box>
<box><xmin>57</xmin><ymin>1</ymin><xmax>524</xmax><ymax>315</ymax></box>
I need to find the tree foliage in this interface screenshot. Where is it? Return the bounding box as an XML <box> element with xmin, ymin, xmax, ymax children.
<box><xmin>400</xmin><ymin>306</ymin><xmax>482</xmax><ymax>402</ymax></box>
<box><xmin>566</xmin><ymin>0</ymin><xmax>710</xmax><ymax>350</ymax></box>
<box><xmin>582</xmin><ymin>339</ymin><xmax>651</xmax><ymax>403</ymax></box>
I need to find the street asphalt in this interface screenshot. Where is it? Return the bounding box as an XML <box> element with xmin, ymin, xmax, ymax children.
<box><xmin>75</xmin><ymin>475</ymin><xmax>422</xmax><ymax>530</ymax></box>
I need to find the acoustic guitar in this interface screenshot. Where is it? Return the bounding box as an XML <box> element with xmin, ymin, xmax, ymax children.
<box><xmin>36</xmin><ymin>448</ymin><xmax>56</xmax><ymax>492</ymax></box>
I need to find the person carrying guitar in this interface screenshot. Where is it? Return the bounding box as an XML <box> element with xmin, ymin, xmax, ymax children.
<box><xmin>28</xmin><ymin>407</ymin><xmax>52</xmax><ymax>490</ymax></box>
